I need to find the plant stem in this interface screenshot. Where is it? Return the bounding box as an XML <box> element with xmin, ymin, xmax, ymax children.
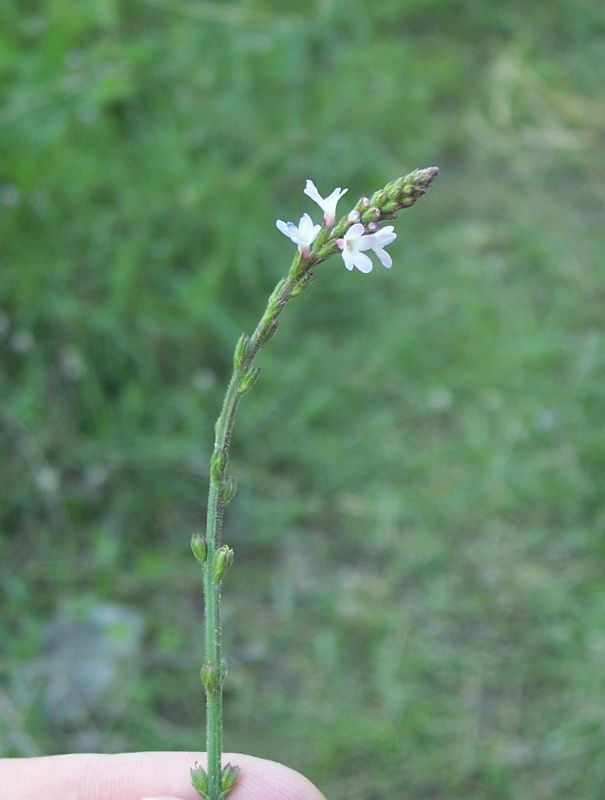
<box><xmin>201</xmin><ymin>253</ymin><xmax>302</xmax><ymax>800</ymax></box>
<box><xmin>196</xmin><ymin>166</ymin><xmax>439</xmax><ymax>799</ymax></box>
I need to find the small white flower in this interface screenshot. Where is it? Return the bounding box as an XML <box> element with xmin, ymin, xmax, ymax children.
<box><xmin>338</xmin><ymin>223</ymin><xmax>397</xmax><ymax>273</ymax></box>
<box><xmin>368</xmin><ymin>225</ymin><xmax>397</xmax><ymax>269</ymax></box>
<box><xmin>276</xmin><ymin>213</ymin><xmax>321</xmax><ymax>253</ymax></box>
<box><xmin>304</xmin><ymin>179</ymin><xmax>348</xmax><ymax>227</ymax></box>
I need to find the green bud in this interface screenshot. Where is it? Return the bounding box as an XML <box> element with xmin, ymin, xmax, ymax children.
<box><xmin>268</xmin><ymin>277</ymin><xmax>287</xmax><ymax>305</ymax></box>
<box><xmin>239</xmin><ymin>365</ymin><xmax>260</xmax><ymax>395</ymax></box>
<box><xmin>200</xmin><ymin>661</ymin><xmax>221</xmax><ymax>693</ymax></box>
<box><xmin>290</xmin><ymin>272</ymin><xmax>314</xmax><ymax>297</ymax></box>
<box><xmin>191</xmin><ymin>764</ymin><xmax>209</xmax><ymax>799</ymax></box>
<box><xmin>210</xmin><ymin>448</ymin><xmax>227</xmax><ymax>482</ymax></box>
<box><xmin>233</xmin><ymin>333</ymin><xmax>249</xmax><ymax>371</ymax></box>
<box><xmin>395</xmin><ymin>166</ymin><xmax>439</xmax><ymax>207</ymax></box>
<box><xmin>220</xmin><ymin>763</ymin><xmax>241</xmax><ymax>797</ymax></box>
<box><xmin>369</xmin><ymin>189</ymin><xmax>388</xmax><ymax>207</ymax></box>
<box><xmin>191</xmin><ymin>532</ymin><xmax>207</xmax><ymax>564</ymax></box>
<box><xmin>312</xmin><ymin>227</ymin><xmax>329</xmax><ymax>250</ymax></box>
<box><xmin>213</xmin><ymin>544</ymin><xmax>234</xmax><ymax>581</ymax></box>
<box><xmin>220</xmin><ymin>475</ymin><xmax>237</xmax><ymax>505</ymax></box>
<box><xmin>263</xmin><ymin>301</ymin><xmax>281</xmax><ymax>324</ymax></box>
<box><xmin>360</xmin><ymin>206</ymin><xmax>382</xmax><ymax>224</ymax></box>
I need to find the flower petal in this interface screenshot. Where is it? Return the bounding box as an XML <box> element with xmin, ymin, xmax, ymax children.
<box><xmin>345</xmin><ymin>222</ymin><xmax>365</xmax><ymax>240</ymax></box>
<box><xmin>326</xmin><ymin>186</ymin><xmax>347</xmax><ymax>205</ymax></box>
<box><xmin>300</xmin><ymin>212</ymin><xmax>316</xmax><ymax>232</ymax></box>
<box><xmin>353</xmin><ymin>251</ymin><xmax>373</xmax><ymax>273</ymax></box>
<box><xmin>374</xmin><ymin>226</ymin><xmax>397</xmax><ymax>247</ymax></box>
<box><xmin>374</xmin><ymin>247</ymin><xmax>392</xmax><ymax>268</ymax></box>
<box><xmin>357</xmin><ymin>233</ymin><xmax>376</xmax><ymax>251</ymax></box>
<box><xmin>276</xmin><ymin>219</ymin><xmax>297</xmax><ymax>242</ymax></box>
<box><xmin>341</xmin><ymin>248</ymin><xmax>356</xmax><ymax>271</ymax></box>
<box><xmin>304</xmin><ymin>180</ymin><xmax>324</xmax><ymax>208</ymax></box>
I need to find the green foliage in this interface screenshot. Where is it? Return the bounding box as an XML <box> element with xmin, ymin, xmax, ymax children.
<box><xmin>1</xmin><ymin>1</ymin><xmax>604</xmax><ymax>798</ymax></box>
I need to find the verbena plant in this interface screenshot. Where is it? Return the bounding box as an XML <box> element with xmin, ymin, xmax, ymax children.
<box><xmin>189</xmin><ymin>168</ymin><xmax>439</xmax><ymax>800</ymax></box>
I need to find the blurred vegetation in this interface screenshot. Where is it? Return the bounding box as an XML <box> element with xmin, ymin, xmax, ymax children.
<box><xmin>1</xmin><ymin>1</ymin><xmax>605</xmax><ymax>798</ymax></box>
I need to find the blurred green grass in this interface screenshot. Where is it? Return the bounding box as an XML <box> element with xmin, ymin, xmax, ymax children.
<box><xmin>1</xmin><ymin>1</ymin><xmax>605</xmax><ymax>797</ymax></box>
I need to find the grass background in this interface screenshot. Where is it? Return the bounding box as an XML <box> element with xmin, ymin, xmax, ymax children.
<box><xmin>1</xmin><ymin>1</ymin><xmax>605</xmax><ymax>798</ymax></box>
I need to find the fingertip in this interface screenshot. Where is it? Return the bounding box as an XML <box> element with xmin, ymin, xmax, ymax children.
<box><xmin>234</xmin><ymin>756</ymin><xmax>326</xmax><ymax>800</ymax></box>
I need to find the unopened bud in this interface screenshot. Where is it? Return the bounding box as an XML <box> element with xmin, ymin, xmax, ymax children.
<box><xmin>290</xmin><ymin>272</ymin><xmax>314</xmax><ymax>298</ymax></box>
<box><xmin>360</xmin><ymin>196</ymin><xmax>370</xmax><ymax>207</ymax></box>
<box><xmin>213</xmin><ymin>544</ymin><xmax>234</xmax><ymax>581</ymax></box>
<box><xmin>233</xmin><ymin>333</ymin><xmax>249</xmax><ymax>371</ymax></box>
<box><xmin>210</xmin><ymin>449</ymin><xmax>227</xmax><ymax>482</ymax></box>
<box><xmin>239</xmin><ymin>365</ymin><xmax>260</xmax><ymax>395</ymax></box>
<box><xmin>191</xmin><ymin>532</ymin><xmax>207</xmax><ymax>564</ymax></box>
<box><xmin>370</xmin><ymin>189</ymin><xmax>388</xmax><ymax>207</ymax></box>
<box><xmin>190</xmin><ymin>764</ymin><xmax>209</xmax><ymax>798</ymax></box>
<box><xmin>220</xmin><ymin>475</ymin><xmax>237</xmax><ymax>505</ymax></box>
<box><xmin>367</xmin><ymin>222</ymin><xmax>379</xmax><ymax>232</ymax></box>
<box><xmin>221</xmin><ymin>763</ymin><xmax>241</xmax><ymax>795</ymax></box>
<box><xmin>347</xmin><ymin>210</ymin><xmax>361</xmax><ymax>223</ymax></box>
<box><xmin>395</xmin><ymin>166</ymin><xmax>440</xmax><ymax>208</ymax></box>
<box><xmin>268</xmin><ymin>277</ymin><xmax>287</xmax><ymax>305</ymax></box>
<box><xmin>200</xmin><ymin>662</ymin><xmax>221</xmax><ymax>693</ymax></box>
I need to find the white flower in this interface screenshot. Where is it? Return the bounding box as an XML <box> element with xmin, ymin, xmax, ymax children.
<box><xmin>368</xmin><ymin>225</ymin><xmax>397</xmax><ymax>269</ymax></box>
<box><xmin>304</xmin><ymin>179</ymin><xmax>348</xmax><ymax>226</ymax></box>
<box><xmin>276</xmin><ymin>213</ymin><xmax>321</xmax><ymax>252</ymax></box>
<box><xmin>339</xmin><ymin>223</ymin><xmax>397</xmax><ymax>273</ymax></box>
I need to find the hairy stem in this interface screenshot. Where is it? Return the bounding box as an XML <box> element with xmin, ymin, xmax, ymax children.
<box><xmin>201</xmin><ymin>252</ymin><xmax>302</xmax><ymax>800</ymax></box>
<box><xmin>194</xmin><ymin>166</ymin><xmax>439</xmax><ymax>800</ymax></box>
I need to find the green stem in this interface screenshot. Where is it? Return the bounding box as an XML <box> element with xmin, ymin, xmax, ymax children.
<box><xmin>201</xmin><ymin>253</ymin><xmax>302</xmax><ymax>800</ymax></box>
<box><xmin>196</xmin><ymin>166</ymin><xmax>439</xmax><ymax>800</ymax></box>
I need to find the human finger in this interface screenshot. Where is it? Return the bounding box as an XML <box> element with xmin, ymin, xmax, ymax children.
<box><xmin>0</xmin><ymin>751</ymin><xmax>325</xmax><ymax>800</ymax></box>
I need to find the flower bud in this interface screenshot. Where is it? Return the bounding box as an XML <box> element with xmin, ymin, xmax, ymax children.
<box><xmin>347</xmin><ymin>210</ymin><xmax>361</xmax><ymax>223</ymax></box>
<box><xmin>191</xmin><ymin>532</ymin><xmax>207</xmax><ymax>564</ymax></box>
<box><xmin>221</xmin><ymin>764</ymin><xmax>241</xmax><ymax>795</ymax></box>
<box><xmin>210</xmin><ymin>449</ymin><xmax>227</xmax><ymax>482</ymax></box>
<box><xmin>200</xmin><ymin>661</ymin><xmax>221</xmax><ymax>693</ymax></box>
<box><xmin>367</xmin><ymin>222</ymin><xmax>379</xmax><ymax>232</ymax></box>
<box><xmin>370</xmin><ymin>189</ymin><xmax>388</xmax><ymax>207</ymax></box>
<box><xmin>220</xmin><ymin>475</ymin><xmax>237</xmax><ymax>505</ymax></box>
<box><xmin>268</xmin><ymin>278</ymin><xmax>287</xmax><ymax>305</ymax></box>
<box><xmin>190</xmin><ymin>764</ymin><xmax>209</xmax><ymax>798</ymax></box>
<box><xmin>213</xmin><ymin>544</ymin><xmax>234</xmax><ymax>581</ymax></box>
<box><xmin>239</xmin><ymin>365</ymin><xmax>260</xmax><ymax>395</ymax></box>
<box><xmin>233</xmin><ymin>333</ymin><xmax>249</xmax><ymax>371</ymax></box>
<box><xmin>289</xmin><ymin>271</ymin><xmax>314</xmax><ymax>298</ymax></box>
<box><xmin>264</xmin><ymin>301</ymin><xmax>281</xmax><ymax>323</ymax></box>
